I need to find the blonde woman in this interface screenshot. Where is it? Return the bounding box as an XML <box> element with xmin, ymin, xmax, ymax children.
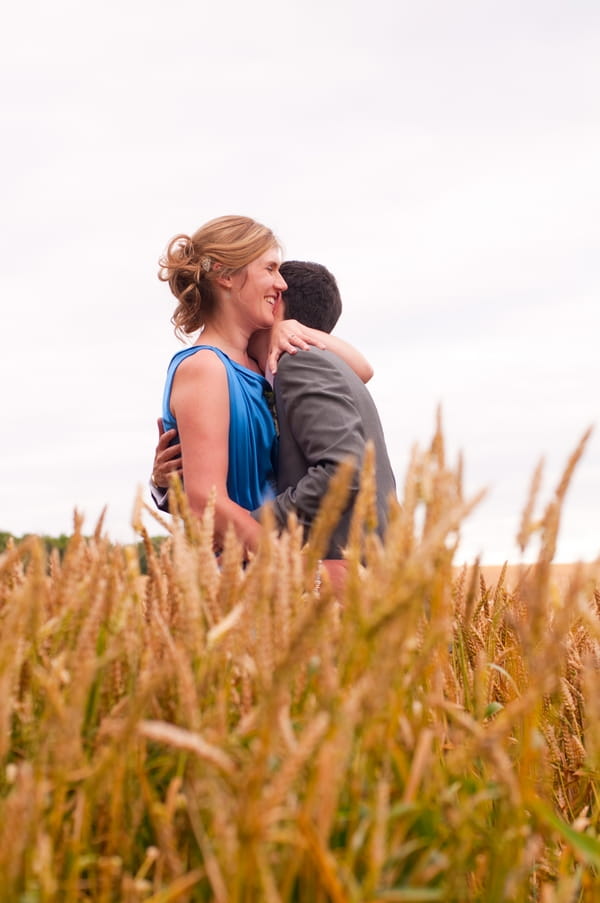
<box><xmin>155</xmin><ymin>215</ymin><xmax>369</xmax><ymax>558</ymax></box>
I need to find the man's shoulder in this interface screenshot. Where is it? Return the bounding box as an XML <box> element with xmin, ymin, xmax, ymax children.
<box><xmin>276</xmin><ymin>348</ymin><xmax>364</xmax><ymax>402</ymax></box>
<box><xmin>278</xmin><ymin>347</ymin><xmax>343</xmax><ymax>374</ymax></box>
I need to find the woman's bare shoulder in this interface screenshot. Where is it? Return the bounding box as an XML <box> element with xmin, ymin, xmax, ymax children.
<box><xmin>171</xmin><ymin>348</ymin><xmax>228</xmax><ymax>406</ymax></box>
<box><xmin>176</xmin><ymin>346</ymin><xmax>226</xmax><ymax>377</ymax></box>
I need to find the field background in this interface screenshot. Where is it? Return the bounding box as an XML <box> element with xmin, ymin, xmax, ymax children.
<box><xmin>2</xmin><ymin>432</ymin><xmax>600</xmax><ymax>901</ymax></box>
<box><xmin>468</xmin><ymin>561</ymin><xmax>600</xmax><ymax>595</ymax></box>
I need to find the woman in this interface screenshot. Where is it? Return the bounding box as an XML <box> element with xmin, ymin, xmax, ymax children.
<box><xmin>156</xmin><ymin>214</ymin><xmax>373</xmax><ymax>560</ymax></box>
<box><xmin>158</xmin><ymin>215</ymin><xmax>328</xmax><ymax>556</ymax></box>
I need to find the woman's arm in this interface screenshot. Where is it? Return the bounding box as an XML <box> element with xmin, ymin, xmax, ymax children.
<box><xmin>318</xmin><ymin>333</ymin><xmax>373</xmax><ymax>383</ymax></box>
<box><xmin>266</xmin><ymin>320</ymin><xmax>374</xmax><ymax>383</ymax></box>
<box><xmin>170</xmin><ymin>351</ymin><xmax>263</xmax><ymax>555</ymax></box>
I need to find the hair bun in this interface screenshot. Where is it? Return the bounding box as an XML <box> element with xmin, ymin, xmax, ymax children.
<box><xmin>180</xmin><ymin>237</ymin><xmax>195</xmax><ymax>262</ymax></box>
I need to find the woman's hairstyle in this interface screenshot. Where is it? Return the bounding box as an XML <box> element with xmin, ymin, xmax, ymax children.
<box><xmin>158</xmin><ymin>215</ymin><xmax>279</xmax><ymax>338</ymax></box>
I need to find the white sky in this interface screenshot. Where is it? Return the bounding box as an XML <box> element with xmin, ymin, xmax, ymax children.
<box><xmin>2</xmin><ymin>0</ymin><xmax>599</xmax><ymax>564</ymax></box>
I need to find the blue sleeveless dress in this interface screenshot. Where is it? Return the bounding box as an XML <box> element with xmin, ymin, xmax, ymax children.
<box><xmin>162</xmin><ymin>345</ymin><xmax>278</xmax><ymax>510</ymax></box>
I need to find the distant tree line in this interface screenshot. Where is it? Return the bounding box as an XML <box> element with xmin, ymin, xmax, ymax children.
<box><xmin>0</xmin><ymin>531</ymin><xmax>72</xmax><ymax>557</ymax></box>
<box><xmin>0</xmin><ymin>531</ymin><xmax>167</xmax><ymax>575</ymax></box>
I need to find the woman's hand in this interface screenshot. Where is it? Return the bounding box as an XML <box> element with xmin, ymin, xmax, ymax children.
<box><xmin>267</xmin><ymin>319</ymin><xmax>326</xmax><ymax>374</ymax></box>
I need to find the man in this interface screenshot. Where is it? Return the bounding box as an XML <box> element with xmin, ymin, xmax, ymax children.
<box><xmin>150</xmin><ymin>261</ymin><xmax>397</xmax><ymax>589</ymax></box>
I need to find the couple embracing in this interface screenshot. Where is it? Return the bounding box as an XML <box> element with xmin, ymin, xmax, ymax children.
<box><xmin>150</xmin><ymin>215</ymin><xmax>396</xmax><ymax>593</ymax></box>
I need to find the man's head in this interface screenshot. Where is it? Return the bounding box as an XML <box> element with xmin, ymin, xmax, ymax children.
<box><xmin>279</xmin><ymin>261</ymin><xmax>342</xmax><ymax>334</ymax></box>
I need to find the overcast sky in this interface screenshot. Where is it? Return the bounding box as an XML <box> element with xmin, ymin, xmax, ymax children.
<box><xmin>2</xmin><ymin>0</ymin><xmax>599</xmax><ymax>564</ymax></box>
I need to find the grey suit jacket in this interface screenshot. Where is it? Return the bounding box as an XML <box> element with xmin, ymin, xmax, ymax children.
<box><xmin>270</xmin><ymin>348</ymin><xmax>396</xmax><ymax>559</ymax></box>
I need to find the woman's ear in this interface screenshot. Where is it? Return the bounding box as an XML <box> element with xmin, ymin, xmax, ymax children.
<box><xmin>213</xmin><ymin>264</ymin><xmax>232</xmax><ymax>289</ymax></box>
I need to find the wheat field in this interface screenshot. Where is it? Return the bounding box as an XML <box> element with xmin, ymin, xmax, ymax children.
<box><xmin>1</xmin><ymin>421</ymin><xmax>599</xmax><ymax>902</ymax></box>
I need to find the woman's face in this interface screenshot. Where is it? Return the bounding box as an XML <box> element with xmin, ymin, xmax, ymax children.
<box><xmin>231</xmin><ymin>245</ymin><xmax>288</xmax><ymax>329</ymax></box>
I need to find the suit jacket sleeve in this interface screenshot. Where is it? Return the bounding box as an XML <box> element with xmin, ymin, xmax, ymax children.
<box><xmin>150</xmin><ymin>481</ymin><xmax>170</xmax><ymax>513</ymax></box>
<box><xmin>271</xmin><ymin>350</ymin><xmax>365</xmax><ymax>527</ymax></box>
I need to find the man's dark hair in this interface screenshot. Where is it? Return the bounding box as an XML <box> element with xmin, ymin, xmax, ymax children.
<box><xmin>280</xmin><ymin>261</ymin><xmax>342</xmax><ymax>334</ymax></box>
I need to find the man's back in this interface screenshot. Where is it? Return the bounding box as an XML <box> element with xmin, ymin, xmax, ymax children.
<box><xmin>272</xmin><ymin>347</ymin><xmax>396</xmax><ymax>559</ymax></box>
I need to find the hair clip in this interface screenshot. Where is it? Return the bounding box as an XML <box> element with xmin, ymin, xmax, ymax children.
<box><xmin>200</xmin><ymin>256</ymin><xmax>212</xmax><ymax>272</ymax></box>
